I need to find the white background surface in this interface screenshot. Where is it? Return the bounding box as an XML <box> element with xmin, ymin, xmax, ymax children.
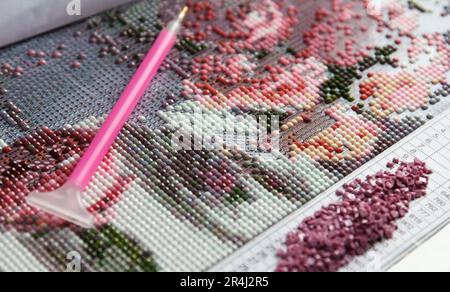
<box><xmin>0</xmin><ymin>0</ymin><xmax>134</xmax><ymax>47</ymax></box>
<box><xmin>391</xmin><ymin>224</ymin><xmax>450</xmax><ymax>272</ymax></box>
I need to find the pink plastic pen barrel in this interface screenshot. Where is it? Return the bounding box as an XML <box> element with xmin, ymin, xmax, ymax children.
<box><xmin>69</xmin><ymin>28</ymin><xmax>178</xmax><ymax>189</ymax></box>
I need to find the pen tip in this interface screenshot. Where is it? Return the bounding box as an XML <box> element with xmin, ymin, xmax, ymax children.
<box><xmin>179</xmin><ymin>6</ymin><xmax>189</xmax><ymax>20</ymax></box>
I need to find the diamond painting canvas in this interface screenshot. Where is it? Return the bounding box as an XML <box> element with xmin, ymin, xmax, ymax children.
<box><xmin>0</xmin><ymin>0</ymin><xmax>449</xmax><ymax>273</ymax></box>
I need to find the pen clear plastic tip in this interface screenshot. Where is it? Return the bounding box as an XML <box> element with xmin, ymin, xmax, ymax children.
<box><xmin>26</xmin><ymin>182</ymin><xmax>95</xmax><ymax>229</ymax></box>
<box><xmin>168</xmin><ymin>6</ymin><xmax>189</xmax><ymax>34</ymax></box>
<box><xmin>178</xmin><ymin>6</ymin><xmax>189</xmax><ymax>21</ymax></box>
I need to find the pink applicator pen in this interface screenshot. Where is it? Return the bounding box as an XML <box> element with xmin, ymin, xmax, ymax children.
<box><xmin>26</xmin><ymin>7</ymin><xmax>189</xmax><ymax>228</ymax></box>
